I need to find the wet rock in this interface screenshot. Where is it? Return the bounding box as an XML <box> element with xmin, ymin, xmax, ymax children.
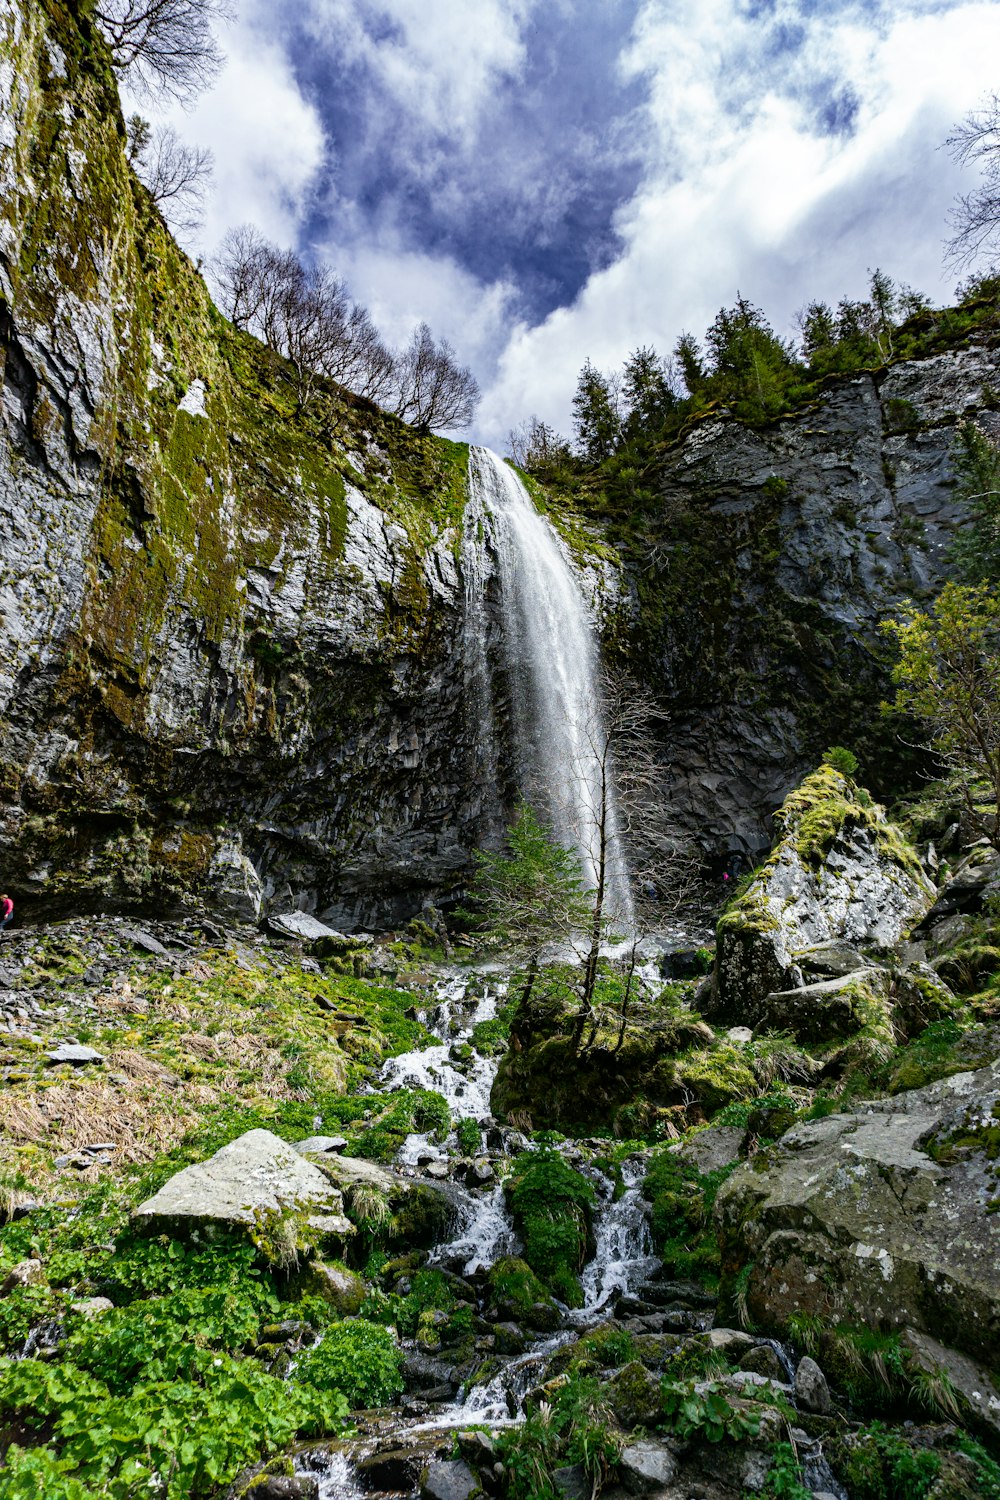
<box><xmin>738</xmin><ymin>1343</ymin><xmax>787</xmax><ymax>1382</ymax></box>
<box><xmin>251</xmin><ymin>1481</ymin><xmax>318</xmax><ymax>1500</ymax></box>
<box><xmin>421</xmin><ymin>1459</ymin><xmax>478</xmax><ymax>1500</ymax></box>
<box><xmin>356</xmin><ymin>1450</ymin><xmax>425</xmax><ymax>1492</ymax></box>
<box><xmin>794</xmin><ymin>1355</ymin><xmax>831</xmax><ymax>1414</ymax></box>
<box><xmin>717</xmin><ymin>1057</ymin><xmax>1000</xmax><ymax>1437</ymax></box>
<box><xmin>457</xmin><ymin>1429</ymin><xmax>495</xmax><ymax>1466</ymax></box>
<box><xmin>616</xmin><ymin>1438</ymin><xmax>679</xmax><ymax>1493</ymax></box>
<box><xmin>132</xmin><ymin>1129</ymin><xmax>353</xmax><ymax>1259</ymax></box>
<box><xmin>705</xmin><ymin>1327</ymin><xmax>756</xmax><ymax>1355</ymax></box>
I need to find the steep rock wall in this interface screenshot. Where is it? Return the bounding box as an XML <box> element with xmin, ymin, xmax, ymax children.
<box><xmin>0</xmin><ymin>0</ymin><xmax>482</xmax><ymax>927</ymax></box>
<box><xmin>622</xmin><ymin>346</ymin><xmax>1000</xmax><ymax>859</ymax></box>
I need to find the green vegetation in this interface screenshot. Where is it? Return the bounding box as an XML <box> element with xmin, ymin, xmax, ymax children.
<box><xmin>495</xmin><ymin>1374</ymin><xmax>621</xmax><ymax>1500</ymax></box>
<box><xmin>506</xmin><ymin>1147</ymin><xmax>596</xmax><ymax>1305</ymax></box>
<box><xmin>642</xmin><ymin>1153</ymin><xmax>739</xmax><ymax>1285</ymax></box>
<box><xmin>883</xmin><ymin>581</ymin><xmax>1000</xmax><ymax>853</ymax></box>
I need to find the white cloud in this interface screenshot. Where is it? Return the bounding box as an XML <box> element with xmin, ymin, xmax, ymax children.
<box><xmin>478</xmin><ymin>0</ymin><xmax>1000</xmax><ymax>447</ymax></box>
<box><xmin>301</xmin><ymin>0</ymin><xmax>534</xmax><ymax>145</ymax></box>
<box><xmin>320</xmin><ymin>233</ymin><xmax>520</xmax><ymax>380</ymax></box>
<box><xmin>132</xmin><ymin>0</ymin><xmax>326</xmax><ymax>258</ymax></box>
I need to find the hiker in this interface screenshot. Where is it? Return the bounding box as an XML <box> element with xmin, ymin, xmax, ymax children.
<box><xmin>0</xmin><ymin>894</ymin><xmax>11</xmax><ymax>934</ymax></box>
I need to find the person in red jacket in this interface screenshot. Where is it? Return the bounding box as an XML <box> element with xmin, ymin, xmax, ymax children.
<box><xmin>0</xmin><ymin>895</ymin><xmax>12</xmax><ymax>934</ymax></box>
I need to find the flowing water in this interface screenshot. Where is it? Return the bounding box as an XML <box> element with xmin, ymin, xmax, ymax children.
<box><xmin>466</xmin><ymin>447</ymin><xmax>634</xmax><ymax>932</ymax></box>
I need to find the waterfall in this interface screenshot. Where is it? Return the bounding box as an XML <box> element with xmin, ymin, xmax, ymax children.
<box><xmin>467</xmin><ymin>447</ymin><xmax>634</xmax><ymax>930</ymax></box>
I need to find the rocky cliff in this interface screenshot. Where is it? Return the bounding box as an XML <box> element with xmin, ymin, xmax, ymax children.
<box><xmin>0</xmin><ymin>0</ymin><xmax>489</xmax><ymax>928</ymax></box>
<box><xmin>2</xmin><ymin>0</ymin><xmax>998</xmax><ymax>926</ymax></box>
<box><xmin>616</xmin><ymin>342</ymin><xmax>1000</xmax><ymax>862</ymax></box>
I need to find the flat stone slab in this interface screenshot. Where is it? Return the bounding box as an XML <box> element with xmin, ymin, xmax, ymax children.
<box><xmin>46</xmin><ymin>1043</ymin><xmax>104</xmax><ymax>1066</ymax></box>
<box><xmin>294</xmin><ymin>1135</ymin><xmax>348</xmax><ymax>1156</ymax></box>
<box><xmin>270</xmin><ymin>911</ymin><xmax>348</xmax><ymax>942</ymax></box>
<box><xmin>668</xmin><ymin>1124</ymin><xmax>745</xmax><ymax>1175</ymax></box>
<box><xmin>133</xmin><ymin>1129</ymin><xmax>353</xmax><ymax>1257</ymax></box>
<box><xmin>120</xmin><ymin>927</ymin><xmax>168</xmax><ymax>956</ymax></box>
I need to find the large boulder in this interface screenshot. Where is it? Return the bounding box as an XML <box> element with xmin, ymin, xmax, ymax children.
<box><xmin>716</xmin><ymin>1058</ymin><xmax>1000</xmax><ymax>1437</ymax></box>
<box><xmin>133</xmin><ymin>1129</ymin><xmax>354</xmax><ymax>1262</ymax></box>
<box><xmin>713</xmin><ymin>767</ymin><xmax>933</xmax><ymax>1023</ymax></box>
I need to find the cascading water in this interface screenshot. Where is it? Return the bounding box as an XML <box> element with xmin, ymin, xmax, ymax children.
<box><xmin>466</xmin><ymin>447</ymin><xmax>634</xmax><ymax>932</ymax></box>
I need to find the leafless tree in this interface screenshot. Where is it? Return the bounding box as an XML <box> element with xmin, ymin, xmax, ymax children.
<box><xmin>127</xmin><ymin>116</ymin><xmax>213</xmax><ymax>235</ymax></box>
<box><xmin>566</xmin><ymin>672</ymin><xmax>700</xmax><ymax>1051</ymax></box>
<box><xmin>213</xmin><ymin>230</ymin><xmax>479</xmax><ymax>425</ymax></box>
<box><xmin>391</xmin><ymin>321</ymin><xmax>481</xmax><ymax>432</ymax></box>
<box><xmin>95</xmin><ymin>0</ymin><xmax>232</xmax><ymax>104</ymax></box>
<box><xmin>946</xmin><ymin>93</ymin><xmax>1000</xmax><ymax>269</ymax></box>
<box><xmin>506</xmin><ymin>416</ymin><xmax>571</xmax><ymax>472</ymax></box>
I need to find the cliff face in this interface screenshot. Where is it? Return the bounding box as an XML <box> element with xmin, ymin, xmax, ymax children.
<box><xmin>0</xmin><ymin>0</ymin><xmax>482</xmax><ymax>927</ymax></box>
<box><xmin>623</xmin><ymin>345</ymin><xmax>999</xmax><ymax>860</ymax></box>
<box><xmin>1</xmin><ymin>1</ymin><xmax>996</xmax><ymax>924</ymax></box>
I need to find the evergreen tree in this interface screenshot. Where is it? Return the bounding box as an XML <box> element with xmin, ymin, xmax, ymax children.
<box><xmin>621</xmin><ymin>345</ymin><xmax>675</xmax><ymax>440</ymax></box>
<box><xmin>704</xmin><ymin>295</ymin><xmax>796</xmax><ymax>420</ymax></box>
<box><xmin>673</xmin><ymin>332</ymin><xmax>706</xmax><ymax>397</ymax></box>
<box><xmin>949</xmin><ymin>420</ymin><xmax>1000</xmax><ymax>584</ymax></box>
<box><xmin>572</xmin><ymin>359</ymin><xmax>621</xmax><ymax>462</ymax></box>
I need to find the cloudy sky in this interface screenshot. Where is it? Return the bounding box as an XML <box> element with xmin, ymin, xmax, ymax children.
<box><xmin>155</xmin><ymin>0</ymin><xmax>1000</xmax><ymax>447</ymax></box>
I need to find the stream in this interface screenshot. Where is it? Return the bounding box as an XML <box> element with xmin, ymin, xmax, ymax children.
<box><xmin>292</xmin><ymin>965</ymin><xmax>699</xmax><ymax>1498</ymax></box>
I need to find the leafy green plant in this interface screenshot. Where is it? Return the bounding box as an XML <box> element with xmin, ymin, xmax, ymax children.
<box><xmin>293</xmin><ymin>1318</ymin><xmax>403</xmax><ymax>1408</ymax></box>
<box><xmin>507</xmin><ymin>1147</ymin><xmax>595</xmax><ymax>1304</ymax></box>
<box><xmin>833</xmin><ymin>1421</ymin><xmax>940</xmax><ymax>1499</ymax></box>
<box><xmin>456</xmin><ymin>1117</ymin><xmax>481</xmax><ymax>1155</ymax></box>
<box><xmin>762</xmin><ymin>1442</ymin><xmax>811</xmax><ymax>1499</ymax></box>
<box><xmin>660</xmin><ymin>1378</ymin><xmax>760</xmax><ymax>1442</ymax></box>
<box><xmin>823</xmin><ymin>744</ymin><xmax>859</xmax><ymax>776</ymax></box>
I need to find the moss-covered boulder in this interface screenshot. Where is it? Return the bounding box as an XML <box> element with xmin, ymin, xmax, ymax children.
<box><xmin>716</xmin><ymin>1057</ymin><xmax>1000</xmax><ymax>1439</ymax></box>
<box><xmin>505</xmin><ymin>1149</ymin><xmax>596</xmax><ymax>1306</ymax></box>
<box><xmin>485</xmin><ymin>1256</ymin><xmax>560</xmax><ymax>1331</ymax></box>
<box><xmin>714</xmin><ymin>767</ymin><xmax>934</xmax><ymax>1024</ymax></box>
<box><xmin>132</xmin><ymin>1129</ymin><xmax>354</xmax><ymax>1263</ymax></box>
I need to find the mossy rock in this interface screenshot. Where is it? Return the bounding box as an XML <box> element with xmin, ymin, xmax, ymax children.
<box><xmin>714</xmin><ymin>768</ymin><xmax>933</xmax><ymax>1026</ymax></box>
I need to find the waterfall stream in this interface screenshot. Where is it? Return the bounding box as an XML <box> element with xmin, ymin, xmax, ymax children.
<box><xmin>466</xmin><ymin>447</ymin><xmax>634</xmax><ymax>932</ymax></box>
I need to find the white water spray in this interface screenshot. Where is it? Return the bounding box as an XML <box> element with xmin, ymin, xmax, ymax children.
<box><xmin>467</xmin><ymin>447</ymin><xmax>634</xmax><ymax>930</ymax></box>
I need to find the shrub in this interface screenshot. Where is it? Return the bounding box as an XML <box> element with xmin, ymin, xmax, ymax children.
<box><xmin>507</xmin><ymin>1148</ymin><xmax>595</xmax><ymax>1304</ymax></box>
<box><xmin>822</xmin><ymin>745</ymin><xmax>859</xmax><ymax>776</ymax></box>
<box><xmin>293</xmin><ymin>1319</ymin><xmax>403</xmax><ymax>1409</ymax></box>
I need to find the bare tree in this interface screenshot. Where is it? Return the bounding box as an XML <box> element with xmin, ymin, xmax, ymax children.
<box><xmin>213</xmin><ymin>231</ymin><xmax>479</xmax><ymax>425</ymax></box>
<box><xmin>392</xmin><ymin>321</ymin><xmax>481</xmax><ymax>432</ymax></box>
<box><xmin>946</xmin><ymin>93</ymin><xmax>1000</xmax><ymax>269</ymax></box>
<box><xmin>127</xmin><ymin>116</ymin><xmax>213</xmax><ymax>235</ymax></box>
<box><xmin>506</xmin><ymin>416</ymin><xmax>571</xmax><ymax>472</ymax></box>
<box><xmin>96</xmin><ymin>0</ymin><xmax>232</xmax><ymax>104</ymax></box>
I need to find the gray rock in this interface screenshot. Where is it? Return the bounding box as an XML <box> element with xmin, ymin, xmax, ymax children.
<box><xmin>120</xmin><ymin>927</ymin><xmax>168</xmax><ymax>956</ymax></box>
<box><xmin>253</xmin><ymin>1480</ymin><xmax>319</xmax><ymax>1500</ymax></box>
<box><xmin>0</xmin><ymin>1259</ymin><xmax>44</xmax><ymax>1296</ymax></box>
<box><xmin>421</xmin><ymin>1459</ymin><xmax>477</xmax><ymax>1500</ymax></box>
<box><xmin>795</xmin><ymin>940</ymin><xmax>867</xmax><ymax>977</ymax></box>
<box><xmin>705</xmin><ymin>1327</ymin><xmax>756</xmax><ymax>1354</ymax></box>
<box><xmin>739</xmin><ymin>1343</ymin><xmax>788</xmax><ymax>1382</ymax></box>
<box><xmin>70</xmin><ymin>1297</ymin><xmax>114</xmax><ymax>1318</ymax></box>
<box><xmin>794</xmin><ymin>1355</ymin><xmax>831</xmax><ymax>1414</ymax></box>
<box><xmin>714</xmin><ymin>770</ymin><xmax>932</xmax><ymax>1023</ymax></box>
<box><xmin>668</xmin><ymin>1124</ymin><xmax>745</xmax><ymax>1175</ymax></box>
<box><xmin>132</xmin><ymin>1128</ymin><xmax>354</xmax><ymax>1258</ymax></box>
<box><xmin>269</xmin><ymin>911</ymin><xmax>347</xmax><ymax>943</ymax></box>
<box><xmin>302</xmin><ymin>1262</ymin><xmax>366</xmax><ymax>1316</ymax></box>
<box><xmin>552</xmin><ymin>1466</ymin><xmax>589</xmax><ymax>1499</ymax></box>
<box><xmin>294</xmin><ymin>1136</ymin><xmax>348</xmax><ymax>1156</ymax></box>
<box><xmin>758</xmin><ymin>968</ymin><xmax>891</xmax><ymax>1044</ymax></box>
<box><xmin>46</xmin><ymin>1043</ymin><xmax>104</xmax><ymax>1066</ymax></box>
<box><xmin>616</xmin><ymin>1439</ymin><xmax>679</xmax><ymax>1492</ymax></box>
<box><xmin>717</xmin><ymin>1058</ymin><xmax>1000</xmax><ymax>1437</ymax></box>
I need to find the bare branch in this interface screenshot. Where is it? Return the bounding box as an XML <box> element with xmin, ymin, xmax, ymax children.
<box><xmin>127</xmin><ymin>116</ymin><xmax>212</xmax><ymax>236</ymax></box>
<box><xmin>96</xmin><ymin>0</ymin><xmax>232</xmax><ymax>104</ymax></box>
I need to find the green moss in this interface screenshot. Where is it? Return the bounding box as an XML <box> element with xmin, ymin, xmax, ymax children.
<box><xmin>506</xmin><ymin>1149</ymin><xmax>596</xmax><ymax>1305</ymax></box>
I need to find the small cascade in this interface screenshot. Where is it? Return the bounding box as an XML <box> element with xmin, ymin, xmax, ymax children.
<box><xmin>430</xmin><ymin>1182</ymin><xmax>518</xmax><ymax>1277</ymax></box>
<box><xmin>576</xmin><ymin>1158</ymin><xmax>658</xmax><ymax>1317</ymax></box>
<box><xmin>466</xmin><ymin>446</ymin><xmax>634</xmax><ymax>931</ymax></box>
